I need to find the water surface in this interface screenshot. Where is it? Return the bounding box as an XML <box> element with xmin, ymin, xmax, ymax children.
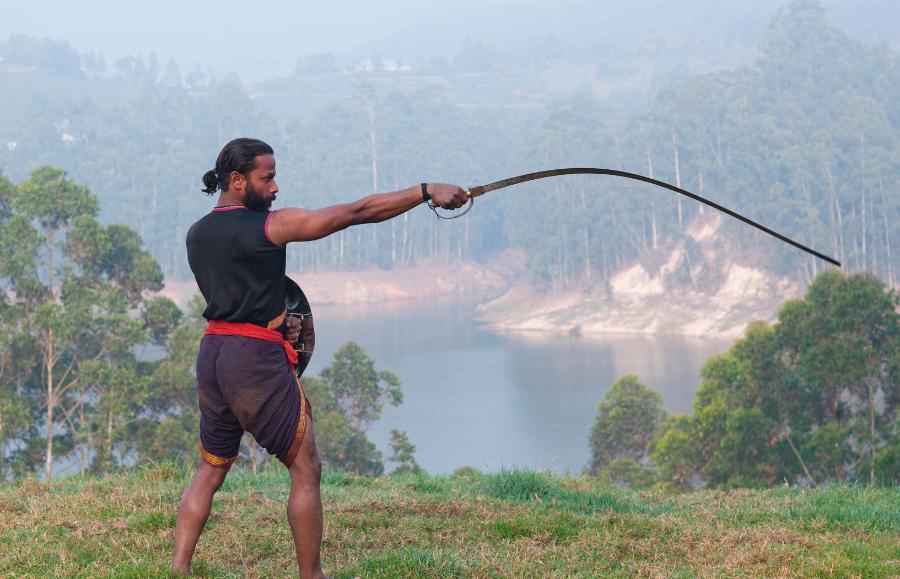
<box><xmin>305</xmin><ymin>298</ymin><xmax>732</xmax><ymax>475</ymax></box>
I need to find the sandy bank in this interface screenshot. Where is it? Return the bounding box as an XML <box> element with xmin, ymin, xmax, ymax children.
<box><xmin>159</xmin><ymin>261</ymin><xmax>508</xmax><ymax>310</ymax></box>
<box><xmin>161</xmin><ymin>214</ymin><xmax>806</xmax><ymax>339</ymax></box>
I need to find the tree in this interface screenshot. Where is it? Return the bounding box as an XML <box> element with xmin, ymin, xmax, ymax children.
<box><xmin>134</xmin><ymin>296</ymin><xmax>204</xmax><ymax>465</ymax></box>
<box><xmin>0</xmin><ymin>168</ymin><xmax>171</xmax><ymax>479</ymax></box>
<box><xmin>305</xmin><ymin>341</ymin><xmax>404</xmax><ymax>475</ymax></box>
<box><xmin>651</xmin><ymin>415</ymin><xmax>700</xmax><ymax>491</ymax></box>
<box><xmin>388</xmin><ymin>429</ymin><xmax>421</xmax><ymax>475</ymax></box>
<box><xmin>775</xmin><ymin>271</ymin><xmax>900</xmax><ymax>484</ymax></box>
<box><xmin>652</xmin><ymin>271</ymin><xmax>900</xmax><ymax>489</ymax></box>
<box><xmin>2</xmin><ymin>1</ymin><xmax>896</xmax><ymax>286</ymax></box>
<box><xmin>319</xmin><ymin>341</ymin><xmax>402</xmax><ymax>433</ymax></box>
<box><xmin>14</xmin><ymin>167</ymin><xmax>97</xmax><ymax>480</ymax></box>
<box><xmin>589</xmin><ymin>375</ymin><xmax>667</xmax><ymax>488</ymax></box>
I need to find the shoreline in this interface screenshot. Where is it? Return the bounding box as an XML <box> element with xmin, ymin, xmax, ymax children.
<box><xmin>161</xmin><ymin>258</ymin><xmax>792</xmax><ymax>341</ymax></box>
<box><xmin>162</xmin><ymin>214</ymin><xmax>811</xmax><ymax>342</ymax></box>
<box><xmin>159</xmin><ymin>261</ymin><xmax>510</xmax><ymax>310</ymax></box>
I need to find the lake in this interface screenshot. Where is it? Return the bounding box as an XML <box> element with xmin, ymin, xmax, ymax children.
<box><xmin>304</xmin><ymin>298</ymin><xmax>733</xmax><ymax>475</ymax></box>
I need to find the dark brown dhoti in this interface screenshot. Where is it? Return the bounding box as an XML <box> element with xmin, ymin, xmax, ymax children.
<box><xmin>196</xmin><ymin>332</ymin><xmax>312</xmax><ymax>468</ymax></box>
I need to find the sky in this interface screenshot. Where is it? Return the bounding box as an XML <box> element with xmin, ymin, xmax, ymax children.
<box><xmin>0</xmin><ymin>0</ymin><xmax>496</xmax><ymax>80</ymax></box>
<box><xmin>1</xmin><ymin>0</ymin><xmax>897</xmax><ymax>82</ymax></box>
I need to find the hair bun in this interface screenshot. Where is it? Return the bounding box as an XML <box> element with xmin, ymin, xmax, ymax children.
<box><xmin>201</xmin><ymin>169</ymin><xmax>219</xmax><ymax>194</ymax></box>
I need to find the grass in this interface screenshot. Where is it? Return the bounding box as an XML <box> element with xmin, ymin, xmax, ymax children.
<box><xmin>1</xmin><ymin>463</ymin><xmax>898</xmax><ymax>577</ymax></box>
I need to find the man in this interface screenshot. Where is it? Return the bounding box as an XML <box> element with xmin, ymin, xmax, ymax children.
<box><xmin>172</xmin><ymin>137</ymin><xmax>468</xmax><ymax>577</ymax></box>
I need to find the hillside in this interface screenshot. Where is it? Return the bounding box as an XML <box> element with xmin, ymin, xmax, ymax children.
<box><xmin>1</xmin><ymin>464</ymin><xmax>897</xmax><ymax>576</ymax></box>
<box><xmin>159</xmin><ymin>213</ymin><xmax>806</xmax><ymax>340</ymax></box>
<box><xmin>160</xmin><ymin>261</ymin><xmax>509</xmax><ymax>310</ymax></box>
<box><xmin>2</xmin><ymin>2</ymin><xmax>897</xmax><ymax>286</ymax></box>
<box><xmin>476</xmin><ymin>213</ymin><xmax>809</xmax><ymax>339</ymax></box>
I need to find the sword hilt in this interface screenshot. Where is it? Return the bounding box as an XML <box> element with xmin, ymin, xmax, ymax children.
<box><xmin>427</xmin><ymin>194</ymin><xmax>474</xmax><ymax>220</ymax></box>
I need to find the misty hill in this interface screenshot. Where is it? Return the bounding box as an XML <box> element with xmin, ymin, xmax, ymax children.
<box><xmin>476</xmin><ymin>211</ymin><xmax>804</xmax><ymax>338</ymax></box>
<box><xmin>0</xmin><ymin>1</ymin><xmax>897</xmax><ymax>292</ymax></box>
<box><xmin>3</xmin><ymin>0</ymin><xmax>899</xmax><ymax>82</ymax></box>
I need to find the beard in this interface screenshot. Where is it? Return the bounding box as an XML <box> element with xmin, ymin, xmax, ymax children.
<box><xmin>244</xmin><ymin>182</ymin><xmax>272</xmax><ymax>211</ymax></box>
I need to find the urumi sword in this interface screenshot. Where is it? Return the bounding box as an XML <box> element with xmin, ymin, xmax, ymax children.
<box><xmin>444</xmin><ymin>167</ymin><xmax>841</xmax><ymax>267</ymax></box>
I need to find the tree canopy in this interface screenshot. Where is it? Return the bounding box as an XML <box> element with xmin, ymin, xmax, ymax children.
<box><xmin>1</xmin><ymin>1</ymin><xmax>895</xmax><ymax>288</ymax></box>
<box><xmin>647</xmin><ymin>271</ymin><xmax>900</xmax><ymax>489</ymax></box>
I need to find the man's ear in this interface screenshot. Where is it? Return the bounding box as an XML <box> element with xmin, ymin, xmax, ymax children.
<box><xmin>229</xmin><ymin>170</ymin><xmax>245</xmax><ymax>192</ymax></box>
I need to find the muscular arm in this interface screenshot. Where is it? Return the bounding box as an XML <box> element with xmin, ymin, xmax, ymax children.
<box><xmin>266</xmin><ymin>184</ymin><xmax>466</xmax><ymax>246</ymax></box>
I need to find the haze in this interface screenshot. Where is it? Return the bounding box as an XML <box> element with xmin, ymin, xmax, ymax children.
<box><xmin>3</xmin><ymin>0</ymin><xmax>897</xmax><ymax>82</ymax></box>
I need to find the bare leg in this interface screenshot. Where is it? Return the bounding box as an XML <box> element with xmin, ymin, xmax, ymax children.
<box><xmin>172</xmin><ymin>460</ymin><xmax>231</xmax><ymax>575</ymax></box>
<box><xmin>286</xmin><ymin>416</ymin><xmax>325</xmax><ymax>579</ymax></box>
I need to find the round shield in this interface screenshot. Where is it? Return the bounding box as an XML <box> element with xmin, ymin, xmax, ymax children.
<box><xmin>285</xmin><ymin>276</ymin><xmax>315</xmax><ymax>378</ymax></box>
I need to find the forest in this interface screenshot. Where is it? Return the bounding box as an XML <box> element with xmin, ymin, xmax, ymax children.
<box><xmin>0</xmin><ymin>168</ymin><xmax>417</xmax><ymax>479</ymax></box>
<box><xmin>0</xmin><ymin>1</ymin><xmax>896</xmax><ymax>288</ymax></box>
<box><xmin>590</xmin><ymin>271</ymin><xmax>900</xmax><ymax>488</ymax></box>
<box><xmin>0</xmin><ymin>1</ymin><xmax>897</xmax><ymax>482</ymax></box>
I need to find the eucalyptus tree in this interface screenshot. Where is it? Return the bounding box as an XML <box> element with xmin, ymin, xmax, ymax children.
<box><xmin>12</xmin><ymin>167</ymin><xmax>97</xmax><ymax>480</ymax></box>
<box><xmin>652</xmin><ymin>271</ymin><xmax>900</xmax><ymax>488</ymax></box>
<box><xmin>0</xmin><ymin>168</ymin><xmax>165</xmax><ymax>479</ymax></box>
<box><xmin>775</xmin><ymin>271</ymin><xmax>900</xmax><ymax>484</ymax></box>
<box><xmin>589</xmin><ymin>374</ymin><xmax>667</xmax><ymax>488</ymax></box>
<box><xmin>387</xmin><ymin>429</ymin><xmax>421</xmax><ymax>475</ymax></box>
<box><xmin>304</xmin><ymin>341</ymin><xmax>403</xmax><ymax>475</ymax></box>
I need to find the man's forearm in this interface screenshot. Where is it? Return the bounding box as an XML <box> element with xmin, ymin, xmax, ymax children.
<box><xmin>353</xmin><ymin>185</ymin><xmax>424</xmax><ymax>224</ymax></box>
<box><xmin>267</xmin><ymin>183</ymin><xmax>465</xmax><ymax>245</ymax></box>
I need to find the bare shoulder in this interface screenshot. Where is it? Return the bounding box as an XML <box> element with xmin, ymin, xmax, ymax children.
<box><xmin>267</xmin><ymin>204</ymin><xmax>356</xmax><ymax>245</ymax></box>
<box><xmin>267</xmin><ymin>207</ymin><xmax>310</xmax><ymax>246</ymax></box>
<box><xmin>270</xmin><ymin>207</ymin><xmax>311</xmax><ymax>225</ymax></box>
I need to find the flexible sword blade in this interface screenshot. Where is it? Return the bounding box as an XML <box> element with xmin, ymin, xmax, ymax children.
<box><xmin>466</xmin><ymin>168</ymin><xmax>841</xmax><ymax>268</ymax></box>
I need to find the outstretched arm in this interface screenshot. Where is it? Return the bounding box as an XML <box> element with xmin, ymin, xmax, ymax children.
<box><xmin>266</xmin><ymin>183</ymin><xmax>467</xmax><ymax>245</ymax></box>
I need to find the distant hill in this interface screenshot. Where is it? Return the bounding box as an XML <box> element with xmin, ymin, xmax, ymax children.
<box><xmin>476</xmin><ymin>211</ymin><xmax>808</xmax><ymax>339</ymax></box>
<box><xmin>0</xmin><ymin>1</ymin><xmax>896</xmax><ymax>288</ymax></box>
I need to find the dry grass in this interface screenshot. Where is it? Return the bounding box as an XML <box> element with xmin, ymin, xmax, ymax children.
<box><xmin>1</xmin><ymin>464</ymin><xmax>898</xmax><ymax>577</ymax></box>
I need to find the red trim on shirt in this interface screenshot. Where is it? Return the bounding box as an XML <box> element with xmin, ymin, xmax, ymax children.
<box><xmin>264</xmin><ymin>210</ymin><xmax>279</xmax><ymax>245</ymax></box>
<box><xmin>211</xmin><ymin>205</ymin><xmax>246</xmax><ymax>212</ymax></box>
<box><xmin>205</xmin><ymin>320</ymin><xmax>298</xmax><ymax>368</ymax></box>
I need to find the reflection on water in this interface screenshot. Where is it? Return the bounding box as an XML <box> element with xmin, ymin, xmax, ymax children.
<box><xmin>305</xmin><ymin>298</ymin><xmax>732</xmax><ymax>475</ymax></box>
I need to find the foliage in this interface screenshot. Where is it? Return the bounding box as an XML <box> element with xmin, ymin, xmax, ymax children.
<box><xmin>1</xmin><ymin>1</ymin><xmax>896</xmax><ymax>288</ymax></box>
<box><xmin>651</xmin><ymin>271</ymin><xmax>899</xmax><ymax>489</ymax></box>
<box><xmin>451</xmin><ymin>465</ymin><xmax>481</xmax><ymax>478</ymax></box>
<box><xmin>388</xmin><ymin>429</ymin><xmax>422</xmax><ymax>475</ymax></box>
<box><xmin>0</xmin><ymin>168</ymin><xmax>192</xmax><ymax>480</ymax></box>
<box><xmin>0</xmin><ymin>34</ymin><xmax>83</xmax><ymax>77</ymax></box>
<box><xmin>0</xmin><ymin>175</ymin><xmax>411</xmax><ymax>481</ymax></box>
<box><xmin>588</xmin><ymin>374</ymin><xmax>667</xmax><ymax>488</ymax></box>
<box><xmin>651</xmin><ymin>415</ymin><xmax>700</xmax><ymax>491</ymax></box>
<box><xmin>305</xmin><ymin>341</ymin><xmax>408</xmax><ymax>476</ymax></box>
<box><xmin>600</xmin><ymin>458</ymin><xmax>658</xmax><ymax>490</ymax></box>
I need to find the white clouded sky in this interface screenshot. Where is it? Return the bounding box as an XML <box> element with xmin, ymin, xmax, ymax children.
<box><xmin>0</xmin><ymin>0</ymin><xmax>502</xmax><ymax>79</ymax></box>
<box><xmin>2</xmin><ymin>0</ymin><xmax>896</xmax><ymax>82</ymax></box>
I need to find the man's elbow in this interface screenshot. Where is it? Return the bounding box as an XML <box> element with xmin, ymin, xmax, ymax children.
<box><xmin>352</xmin><ymin>197</ymin><xmax>381</xmax><ymax>225</ymax></box>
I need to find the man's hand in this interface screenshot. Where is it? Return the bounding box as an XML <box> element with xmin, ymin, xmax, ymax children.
<box><xmin>427</xmin><ymin>183</ymin><xmax>469</xmax><ymax>210</ymax></box>
<box><xmin>285</xmin><ymin>315</ymin><xmax>301</xmax><ymax>346</ymax></box>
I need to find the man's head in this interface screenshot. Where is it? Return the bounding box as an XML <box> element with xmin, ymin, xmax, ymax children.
<box><xmin>202</xmin><ymin>138</ymin><xmax>278</xmax><ymax>211</ymax></box>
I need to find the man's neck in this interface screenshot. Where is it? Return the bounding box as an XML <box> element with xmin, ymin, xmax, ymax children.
<box><xmin>216</xmin><ymin>191</ymin><xmax>244</xmax><ymax>208</ymax></box>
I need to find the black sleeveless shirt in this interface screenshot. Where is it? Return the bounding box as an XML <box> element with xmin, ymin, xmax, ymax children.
<box><xmin>186</xmin><ymin>206</ymin><xmax>286</xmax><ymax>327</ymax></box>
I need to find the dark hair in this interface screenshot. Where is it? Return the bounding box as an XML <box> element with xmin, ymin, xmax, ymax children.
<box><xmin>201</xmin><ymin>138</ymin><xmax>274</xmax><ymax>194</ymax></box>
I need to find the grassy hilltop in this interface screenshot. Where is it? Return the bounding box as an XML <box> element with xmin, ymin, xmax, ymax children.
<box><xmin>1</xmin><ymin>464</ymin><xmax>898</xmax><ymax>577</ymax></box>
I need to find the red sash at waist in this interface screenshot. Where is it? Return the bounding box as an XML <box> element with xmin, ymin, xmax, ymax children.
<box><xmin>205</xmin><ymin>320</ymin><xmax>298</xmax><ymax>368</ymax></box>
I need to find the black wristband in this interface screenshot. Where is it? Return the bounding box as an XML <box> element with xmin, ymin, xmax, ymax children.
<box><xmin>421</xmin><ymin>182</ymin><xmax>430</xmax><ymax>203</ymax></box>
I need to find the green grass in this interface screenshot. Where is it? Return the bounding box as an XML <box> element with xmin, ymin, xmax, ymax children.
<box><xmin>1</xmin><ymin>464</ymin><xmax>898</xmax><ymax>577</ymax></box>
